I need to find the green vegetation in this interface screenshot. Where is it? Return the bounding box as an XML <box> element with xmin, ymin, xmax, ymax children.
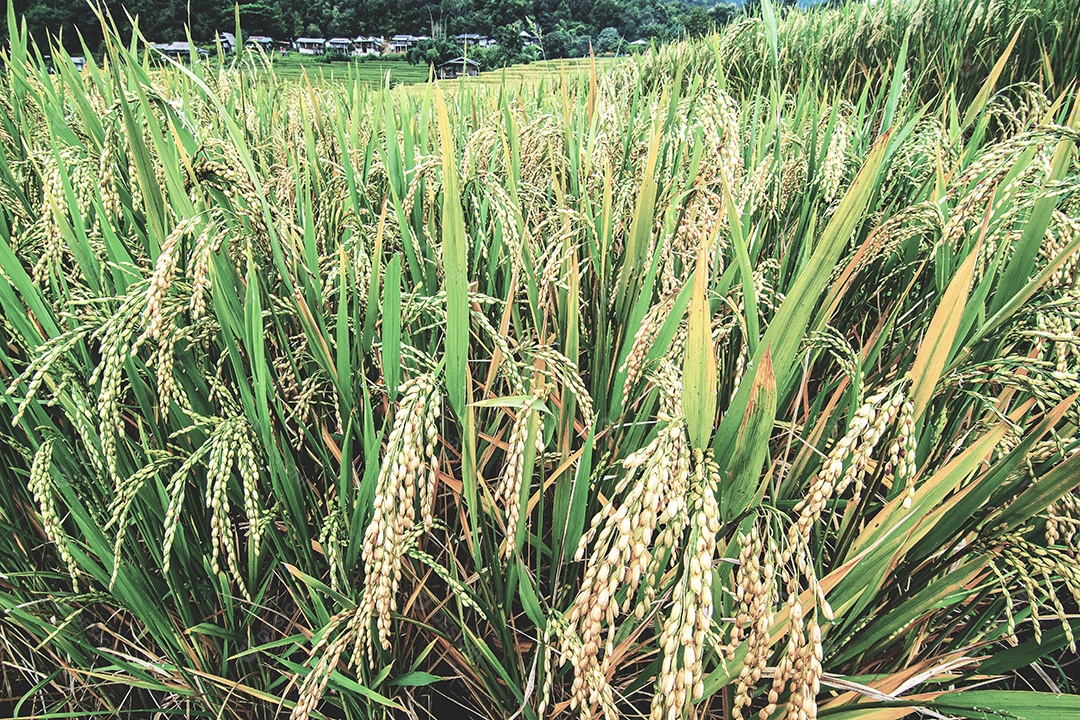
<box><xmin>14</xmin><ymin>0</ymin><xmax>738</xmax><ymax>56</ymax></box>
<box><xmin>206</xmin><ymin>50</ymin><xmax>613</xmax><ymax>88</ymax></box>
<box><xmin>2</xmin><ymin>0</ymin><xmax>1080</xmax><ymax>719</ymax></box>
<box><xmin>238</xmin><ymin>52</ymin><xmax>432</xmax><ymax>85</ymax></box>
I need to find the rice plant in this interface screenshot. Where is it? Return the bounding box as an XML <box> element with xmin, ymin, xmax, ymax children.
<box><xmin>2</xmin><ymin>0</ymin><xmax>1080</xmax><ymax>718</ymax></box>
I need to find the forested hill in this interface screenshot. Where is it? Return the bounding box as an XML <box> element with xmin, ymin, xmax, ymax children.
<box><xmin>9</xmin><ymin>0</ymin><xmax>742</xmax><ymax>52</ymax></box>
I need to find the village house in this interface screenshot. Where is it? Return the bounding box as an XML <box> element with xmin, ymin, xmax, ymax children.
<box><xmin>326</xmin><ymin>38</ymin><xmax>353</xmax><ymax>55</ymax></box>
<box><xmin>389</xmin><ymin>34</ymin><xmax>427</xmax><ymax>53</ymax></box>
<box><xmin>151</xmin><ymin>41</ymin><xmax>209</xmax><ymax>61</ymax></box>
<box><xmin>437</xmin><ymin>56</ymin><xmax>480</xmax><ymax>79</ymax></box>
<box><xmin>245</xmin><ymin>35</ymin><xmax>274</xmax><ymax>52</ymax></box>
<box><xmin>352</xmin><ymin>36</ymin><xmax>383</xmax><ymax>56</ymax></box>
<box><xmin>294</xmin><ymin>37</ymin><xmax>326</xmax><ymax>55</ymax></box>
<box><xmin>215</xmin><ymin>32</ymin><xmax>236</xmax><ymax>53</ymax></box>
<box><xmin>455</xmin><ymin>33</ymin><xmax>492</xmax><ymax>49</ymax></box>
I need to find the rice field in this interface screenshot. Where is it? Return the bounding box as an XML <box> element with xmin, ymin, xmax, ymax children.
<box><xmin>244</xmin><ymin>54</ymin><xmax>432</xmax><ymax>86</ymax></box>
<box><xmin>2</xmin><ymin>0</ymin><xmax>1080</xmax><ymax>718</ymax></box>
<box><xmin>215</xmin><ymin>52</ymin><xmax>617</xmax><ymax>90</ymax></box>
<box><xmin>251</xmin><ymin>54</ymin><xmax>620</xmax><ymax>90</ymax></box>
<box><xmin>464</xmin><ymin>57</ymin><xmax>621</xmax><ymax>86</ymax></box>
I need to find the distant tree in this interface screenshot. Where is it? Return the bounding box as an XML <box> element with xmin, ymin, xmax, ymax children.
<box><xmin>681</xmin><ymin>5</ymin><xmax>710</xmax><ymax>37</ymax></box>
<box><xmin>588</xmin><ymin>0</ymin><xmax>625</xmax><ymax>33</ymax></box>
<box><xmin>328</xmin><ymin>4</ymin><xmax>357</xmax><ymax>36</ymax></box>
<box><xmin>741</xmin><ymin>0</ymin><xmax>799</xmax><ymax>15</ymax></box>
<box><xmin>709</xmin><ymin>1</ymin><xmax>739</xmax><ymax>27</ymax></box>
<box><xmin>19</xmin><ymin>0</ymin><xmax>102</xmax><ymax>50</ymax></box>
<box><xmin>540</xmin><ymin>26</ymin><xmax>591</xmax><ymax>57</ymax></box>
<box><xmin>406</xmin><ymin>37</ymin><xmax>458</xmax><ymax>66</ymax></box>
<box><xmin>647</xmin><ymin>22</ymin><xmax>681</xmax><ymax>42</ymax></box>
<box><xmin>289</xmin><ymin>11</ymin><xmax>304</xmax><ymax>36</ymax></box>
<box><xmin>481</xmin><ymin>0</ymin><xmax>526</xmax><ymax>32</ymax></box>
<box><xmin>10</xmin><ymin>0</ymin><xmax>746</xmax><ymax>56</ymax></box>
<box><xmin>545</xmin><ymin>26</ymin><xmax>594</xmax><ymax>58</ymax></box>
<box><xmin>553</xmin><ymin>0</ymin><xmax>571</xmax><ymax>24</ymax></box>
<box><xmin>542</xmin><ymin>27</ymin><xmax>571</xmax><ymax>57</ymax></box>
<box><xmin>595</xmin><ymin>26</ymin><xmax>622</xmax><ymax>53</ymax></box>
<box><xmin>238</xmin><ymin>1</ymin><xmax>286</xmax><ymax>37</ymax></box>
<box><xmin>570</xmin><ymin>34</ymin><xmax>593</xmax><ymax>56</ymax></box>
<box><xmin>493</xmin><ymin>23</ymin><xmax>524</xmax><ymax>50</ymax></box>
<box><xmin>117</xmin><ymin>0</ymin><xmax>191</xmax><ymax>41</ymax></box>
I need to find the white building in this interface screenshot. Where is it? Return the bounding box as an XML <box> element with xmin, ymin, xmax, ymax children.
<box><xmin>437</xmin><ymin>56</ymin><xmax>480</xmax><ymax>78</ymax></box>
<box><xmin>294</xmin><ymin>37</ymin><xmax>326</xmax><ymax>54</ymax></box>
<box><xmin>151</xmin><ymin>41</ymin><xmax>209</xmax><ymax>61</ymax></box>
<box><xmin>455</xmin><ymin>33</ymin><xmax>493</xmax><ymax>49</ymax></box>
<box><xmin>215</xmin><ymin>32</ymin><xmax>236</xmax><ymax>53</ymax></box>
<box><xmin>389</xmin><ymin>34</ymin><xmax>427</xmax><ymax>53</ymax></box>
<box><xmin>352</xmin><ymin>36</ymin><xmax>383</xmax><ymax>55</ymax></box>
<box><xmin>326</xmin><ymin>38</ymin><xmax>353</xmax><ymax>55</ymax></box>
<box><xmin>245</xmin><ymin>35</ymin><xmax>274</xmax><ymax>51</ymax></box>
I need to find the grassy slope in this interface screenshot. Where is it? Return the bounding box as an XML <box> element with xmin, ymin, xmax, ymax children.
<box><xmin>223</xmin><ymin>52</ymin><xmax>617</xmax><ymax>88</ymax></box>
<box><xmin>245</xmin><ymin>52</ymin><xmax>432</xmax><ymax>85</ymax></box>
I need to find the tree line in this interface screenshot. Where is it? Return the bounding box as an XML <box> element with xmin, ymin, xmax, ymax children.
<box><xmin>11</xmin><ymin>0</ymin><xmax>743</xmax><ymax>56</ymax></box>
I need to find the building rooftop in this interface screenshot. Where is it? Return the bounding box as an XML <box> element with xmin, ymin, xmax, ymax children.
<box><xmin>439</xmin><ymin>56</ymin><xmax>480</xmax><ymax>67</ymax></box>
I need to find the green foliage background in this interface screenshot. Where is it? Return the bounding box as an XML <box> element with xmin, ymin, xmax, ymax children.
<box><xmin>10</xmin><ymin>0</ymin><xmax>738</xmax><ymax>54</ymax></box>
